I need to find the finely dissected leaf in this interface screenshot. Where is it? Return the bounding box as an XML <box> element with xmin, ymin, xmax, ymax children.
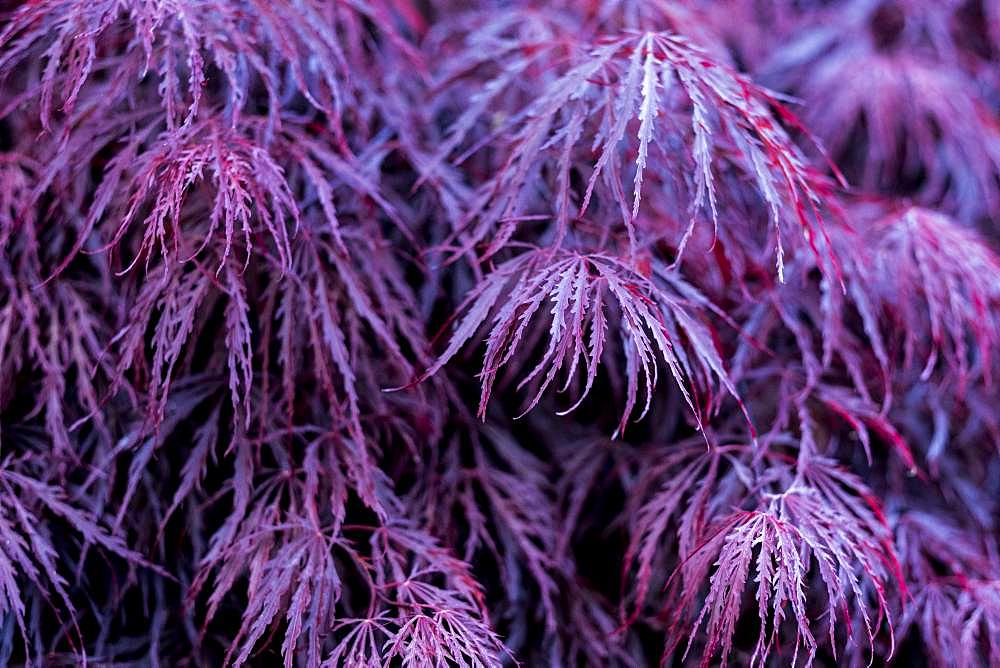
<box><xmin>864</xmin><ymin>207</ymin><xmax>1000</xmax><ymax>387</ymax></box>
<box><xmin>87</xmin><ymin>121</ymin><xmax>298</xmax><ymax>275</ymax></box>
<box><xmin>436</xmin><ymin>29</ymin><xmax>838</xmax><ymax>278</ymax></box>
<box><xmin>414</xmin><ymin>250</ymin><xmax>746</xmax><ymax>436</ymax></box>
<box><xmin>671</xmin><ymin>485</ymin><xmax>896</xmax><ymax>668</ymax></box>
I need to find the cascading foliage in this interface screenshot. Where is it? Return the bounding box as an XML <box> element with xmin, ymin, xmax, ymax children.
<box><xmin>0</xmin><ymin>0</ymin><xmax>998</xmax><ymax>665</ymax></box>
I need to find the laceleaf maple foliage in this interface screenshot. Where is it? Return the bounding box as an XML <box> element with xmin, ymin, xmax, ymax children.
<box><xmin>0</xmin><ymin>0</ymin><xmax>998</xmax><ymax>666</ymax></box>
<box><xmin>759</xmin><ymin>0</ymin><xmax>1000</xmax><ymax>230</ymax></box>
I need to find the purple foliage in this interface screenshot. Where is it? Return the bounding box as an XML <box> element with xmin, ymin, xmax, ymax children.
<box><xmin>0</xmin><ymin>0</ymin><xmax>998</xmax><ymax>666</ymax></box>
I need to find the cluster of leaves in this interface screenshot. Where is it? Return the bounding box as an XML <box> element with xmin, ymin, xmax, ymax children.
<box><xmin>0</xmin><ymin>0</ymin><xmax>998</xmax><ymax>666</ymax></box>
<box><xmin>758</xmin><ymin>0</ymin><xmax>1000</xmax><ymax>229</ymax></box>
